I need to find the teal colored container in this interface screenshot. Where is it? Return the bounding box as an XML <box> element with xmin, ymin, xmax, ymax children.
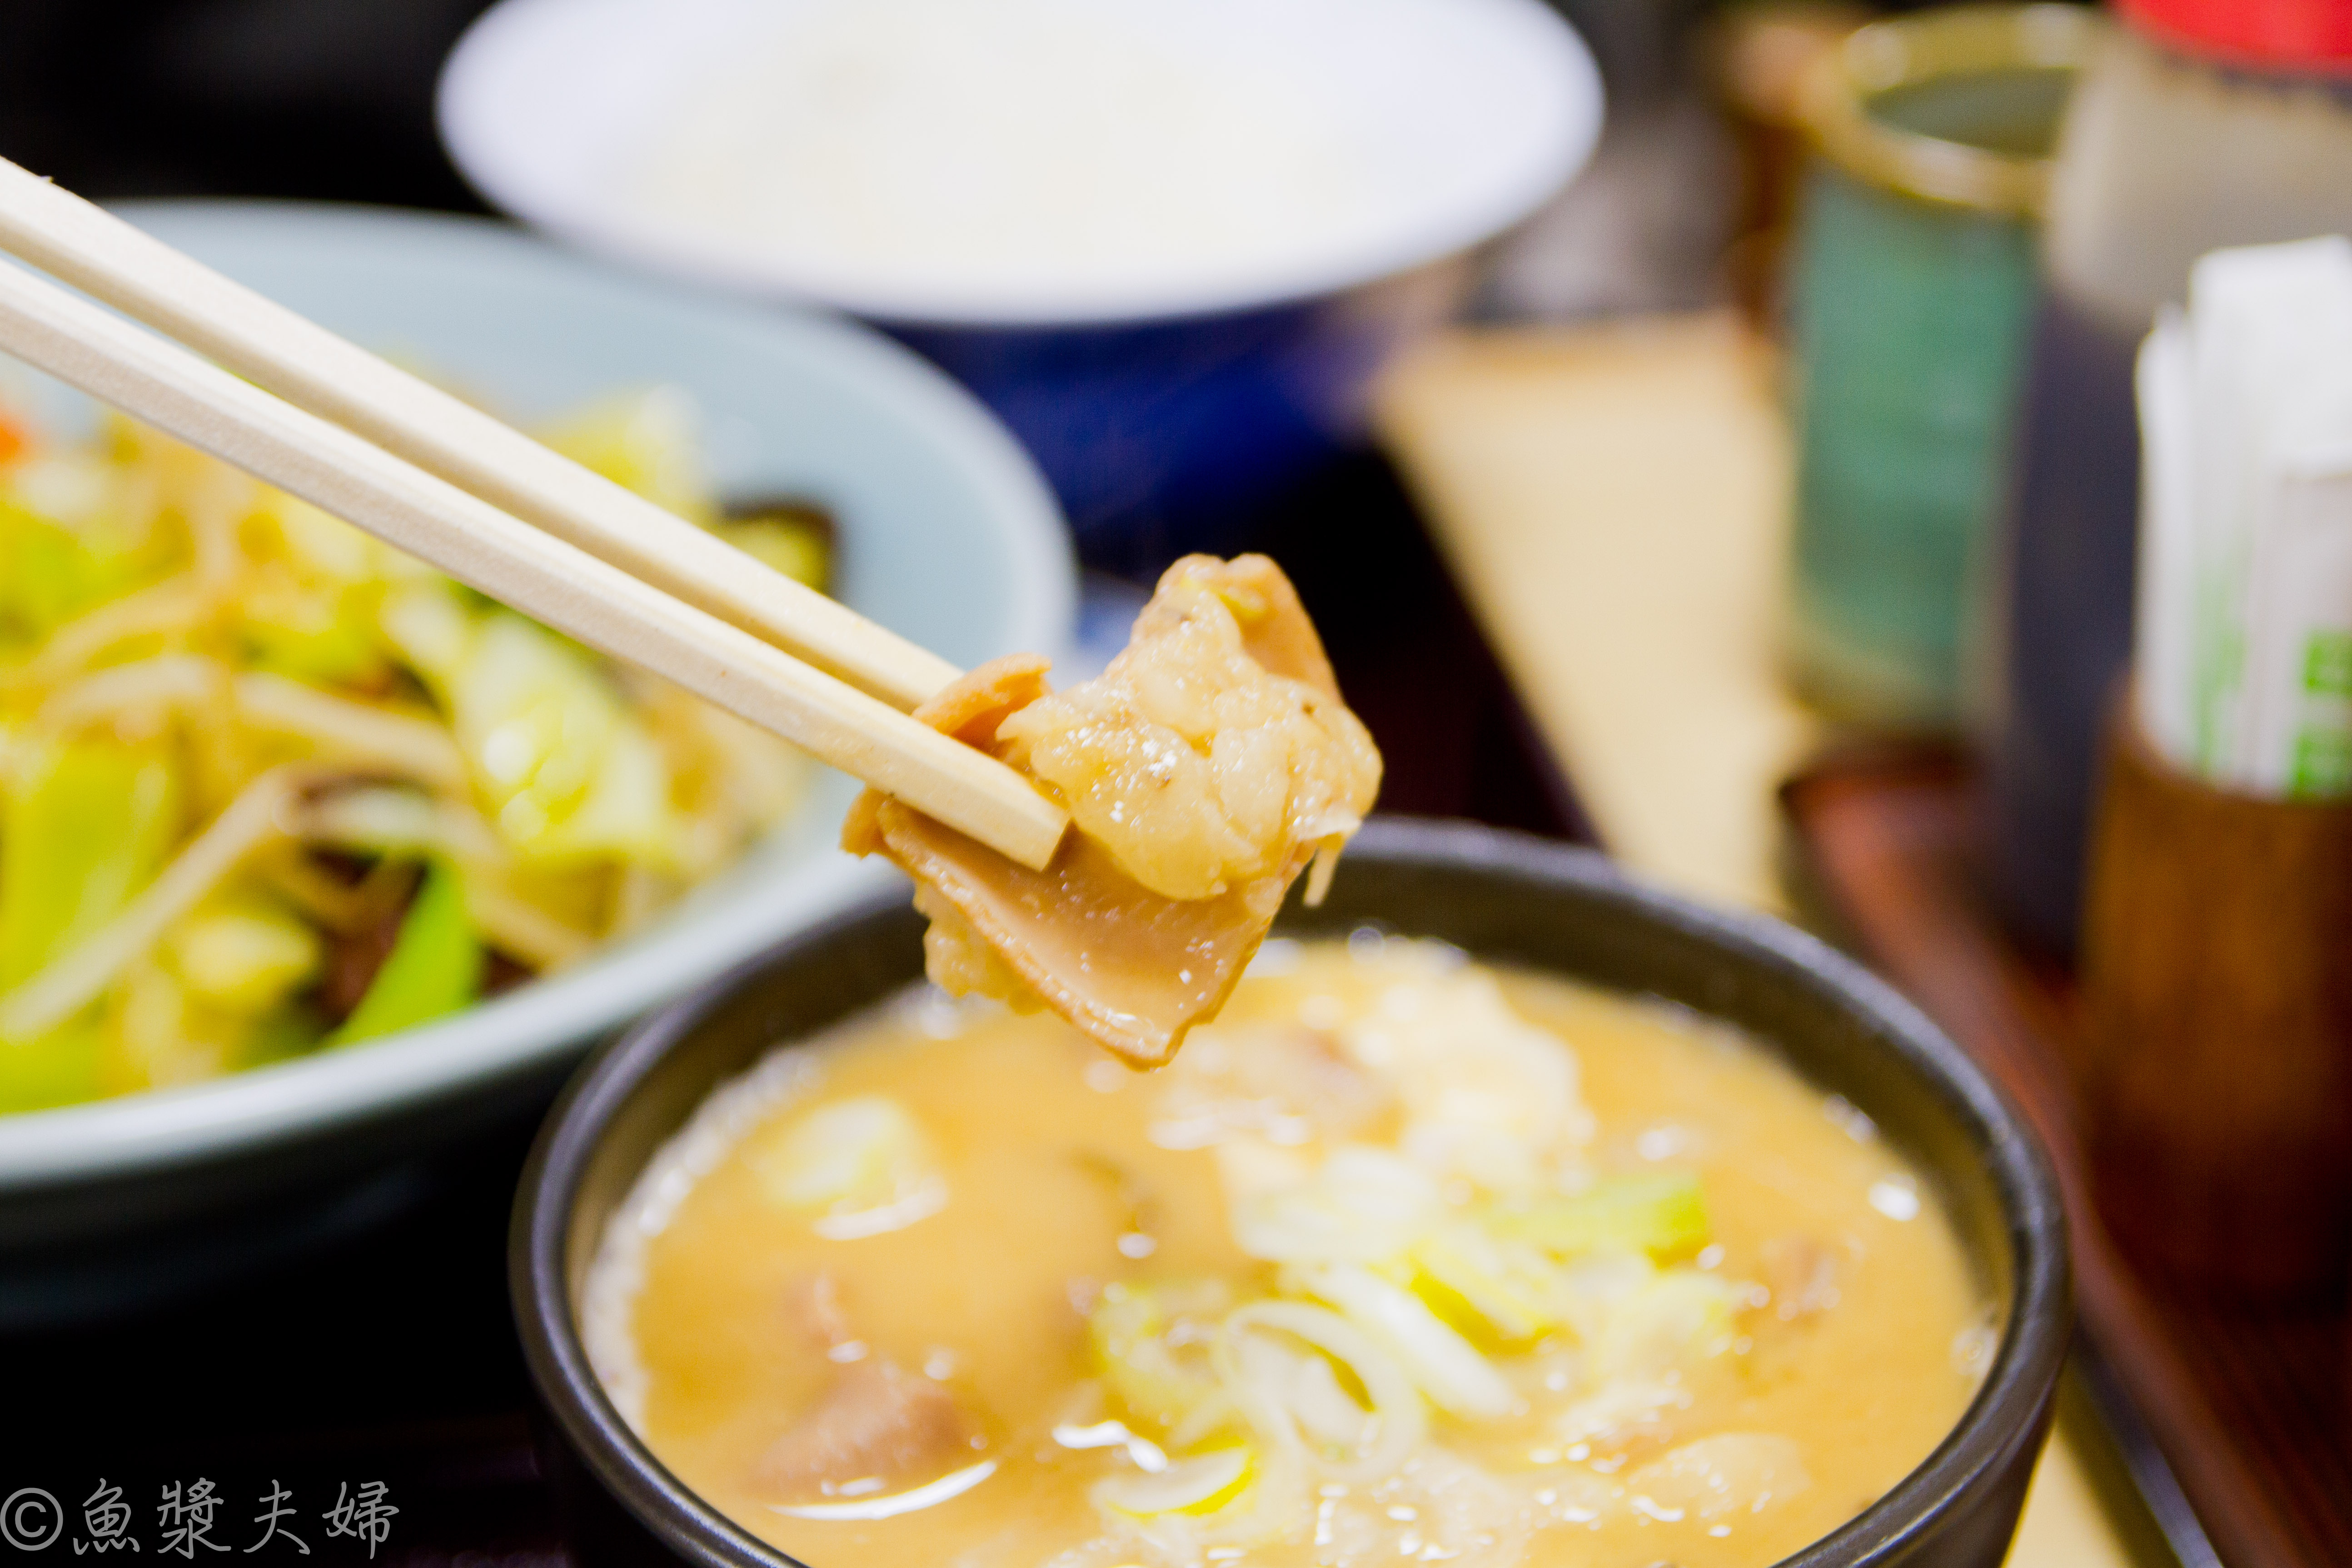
<box><xmin>1786</xmin><ymin>5</ymin><xmax>2095</xmax><ymax>729</ymax></box>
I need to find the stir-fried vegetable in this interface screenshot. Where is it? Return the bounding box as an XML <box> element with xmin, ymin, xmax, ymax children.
<box><xmin>389</xmin><ymin>592</ymin><xmax>679</xmax><ymax>867</ymax></box>
<box><xmin>0</xmin><ymin>1016</ymin><xmax>105</xmax><ymax>1115</ymax></box>
<box><xmin>539</xmin><ymin>387</ymin><xmax>716</xmax><ymax>528</ymax></box>
<box><xmin>0</xmin><ymin>388</ymin><xmax>831</xmax><ymax>1112</ymax></box>
<box><xmin>0</xmin><ymin>741</ymin><xmax>179</xmax><ymax>991</ymax></box>
<box><xmin>329</xmin><ymin>860</ymin><xmax>482</xmax><ymax>1045</ymax></box>
<box><xmin>167</xmin><ymin>896</ymin><xmax>322</xmax><ymax>1015</ymax></box>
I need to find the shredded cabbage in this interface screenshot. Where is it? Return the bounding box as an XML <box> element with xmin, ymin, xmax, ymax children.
<box><xmin>1402</xmin><ymin>1223</ymin><xmax>1573</xmax><ymax>1349</ymax></box>
<box><xmin>1088</xmin><ymin>1279</ymin><xmax>1235</xmax><ymax>1439</ymax></box>
<box><xmin>1488</xmin><ymin>1171</ymin><xmax>1711</xmax><ymax>1262</ymax></box>
<box><xmin>747</xmin><ymin>1094</ymin><xmax>947</xmax><ymax>1239</ymax></box>
<box><xmin>1588</xmin><ymin>1269</ymin><xmax>1742</xmax><ymax>1384</ymax></box>
<box><xmin>164</xmin><ymin>897</ymin><xmax>321</xmax><ymax>1015</ymax></box>
<box><xmin>1229</xmin><ymin>1145</ymin><xmax>1438</xmax><ymax>1264</ymax></box>
<box><xmin>1066</xmin><ymin>944</ymin><xmax>1799</xmax><ymax>1551</ymax></box>
<box><xmin>0</xmin><ymin>391</ymin><xmax>832</xmax><ymax>1109</ymax></box>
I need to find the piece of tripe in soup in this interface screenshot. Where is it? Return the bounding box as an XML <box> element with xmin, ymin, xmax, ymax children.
<box><xmin>842</xmin><ymin>554</ymin><xmax>1380</xmax><ymax>1065</ymax></box>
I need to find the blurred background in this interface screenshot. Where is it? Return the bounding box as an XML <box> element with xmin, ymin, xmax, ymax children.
<box><xmin>0</xmin><ymin>0</ymin><xmax>1940</xmax><ymax>319</ymax></box>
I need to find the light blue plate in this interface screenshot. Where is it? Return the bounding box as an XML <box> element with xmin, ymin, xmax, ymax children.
<box><xmin>0</xmin><ymin>202</ymin><xmax>1071</xmax><ymax>1322</ymax></box>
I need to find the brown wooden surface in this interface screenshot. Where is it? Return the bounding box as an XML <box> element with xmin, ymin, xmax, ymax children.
<box><xmin>1782</xmin><ymin>746</ymin><xmax>2351</xmax><ymax>1568</ymax></box>
<box><xmin>2078</xmin><ymin>717</ymin><xmax>2352</xmax><ymax>1296</ymax></box>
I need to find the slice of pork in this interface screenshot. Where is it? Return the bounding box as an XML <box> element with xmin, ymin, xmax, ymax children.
<box><xmin>843</xmin><ymin>556</ymin><xmax>1380</xmax><ymax>1066</ymax></box>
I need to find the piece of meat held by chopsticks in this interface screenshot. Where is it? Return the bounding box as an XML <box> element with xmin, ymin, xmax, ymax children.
<box><xmin>842</xmin><ymin>555</ymin><xmax>1381</xmax><ymax>1066</ymax></box>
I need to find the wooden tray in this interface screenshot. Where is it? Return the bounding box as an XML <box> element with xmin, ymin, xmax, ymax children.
<box><xmin>1781</xmin><ymin>746</ymin><xmax>2352</xmax><ymax>1568</ymax></box>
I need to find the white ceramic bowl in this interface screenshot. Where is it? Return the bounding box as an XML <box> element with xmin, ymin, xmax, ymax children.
<box><xmin>438</xmin><ymin>0</ymin><xmax>1602</xmax><ymax>328</ymax></box>
<box><xmin>436</xmin><ymin>0</ymin><xmax>1602</xmax><ymax>562</ymax></box>
<box><xmin>0</xmin><ymin>202</ymin><xmax>1071</xmax><ymax>1324</ymax></box>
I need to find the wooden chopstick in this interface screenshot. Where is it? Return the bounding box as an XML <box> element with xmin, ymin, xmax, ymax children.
<box><xmin>0</xmin><ymin>158</ymin><xmax>962</xmax><ymax>712</ymax></box>
<box><xmin>0</xmin><ymin>251</ymin><xmax>1069</xmax><ymax>872</ymax></box>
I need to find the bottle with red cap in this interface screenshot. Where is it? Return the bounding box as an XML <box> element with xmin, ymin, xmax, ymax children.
<box><xmin>1980</xmin><ymin>0</ymin><xmax>2352</xmax><ymax>955</ymax></box>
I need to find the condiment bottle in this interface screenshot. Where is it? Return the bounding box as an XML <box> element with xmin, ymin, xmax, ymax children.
<box><xmin>1979</xmin><ymin>0</ymin><xmax>2352</xmax><ymax>954</ymax></box>
<box><xmin>1784</xmin><ymin>4</ymin><xmax>2090</xmax><ymax>732</ymax></box>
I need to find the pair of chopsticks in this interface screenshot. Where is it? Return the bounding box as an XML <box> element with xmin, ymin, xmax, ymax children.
<box><xmin>0</xmin><ymin>160</ymin><xmax>1067</xmax><ymax>870</ymax></box>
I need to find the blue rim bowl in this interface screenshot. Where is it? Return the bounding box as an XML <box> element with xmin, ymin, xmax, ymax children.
<box><xmin>0</xmin><ymin>201</ymin><xmax>1072</xmax><ymax>1325</ymax></box>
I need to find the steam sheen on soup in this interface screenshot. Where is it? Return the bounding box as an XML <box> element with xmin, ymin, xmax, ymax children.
<box><xmin>587</xmin><ymin>937</ymin><xmax>1990</xmax><ymax>1568</ymax></box>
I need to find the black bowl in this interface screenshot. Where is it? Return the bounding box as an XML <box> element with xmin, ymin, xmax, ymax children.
<box><xmin>513</xmin><ymin>820</ymin><xmax>2070</xmax><ymax>1568</ymax></box>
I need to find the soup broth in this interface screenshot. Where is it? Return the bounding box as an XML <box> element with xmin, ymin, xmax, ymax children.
<box><xmin>590</xmin><ymin>938</ymin><xmax>1989</xmax><ymax>1568</ymax></box>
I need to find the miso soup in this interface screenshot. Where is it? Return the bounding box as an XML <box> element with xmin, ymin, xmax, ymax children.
<box><xmin>586</xmin><ymin>937</ymin><xmax>1989</xmax><ymax>1568</ymax></box>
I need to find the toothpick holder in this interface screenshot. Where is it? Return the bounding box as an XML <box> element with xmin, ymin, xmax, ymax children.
<box><xmin>2078</xmin><ymin>702</ymin><xmax>2352</xmax><ymax>1297</ymax></box>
